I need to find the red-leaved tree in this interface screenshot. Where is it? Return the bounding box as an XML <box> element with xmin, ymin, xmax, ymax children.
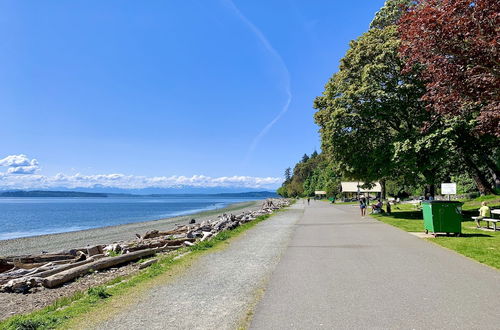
<box><xmin>399</xmin><ymin>0</ymin><xmax>499</xmax><ymax>137</ymax></box>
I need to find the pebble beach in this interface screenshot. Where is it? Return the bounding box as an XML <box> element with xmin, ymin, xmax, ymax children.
<box><xmin>0</xmin><ymin>200</ymin><xmax>260</xmax><ymax>257</ymax></box>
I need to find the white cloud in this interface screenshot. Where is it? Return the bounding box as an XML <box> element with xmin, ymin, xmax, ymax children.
<box><xmin>7</xmin><ymin>166</ymin><xmax>40</xmax><ymax>175</ymax></box>
<box><xmin>0</xmin><ymin>172</ymin><xmax>281</xmax><ymax>190</ymax></box>
<box><xmin>0</xmin><ymin>154</ymin><xmax>281</xmax><ymax>189</ymax></box>
<box><xmin>0</xmin><ymin>154</ymin><xmax>39</xmax><ymax>175</ymax></box>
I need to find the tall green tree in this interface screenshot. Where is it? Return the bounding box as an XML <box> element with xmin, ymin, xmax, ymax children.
<box><xmin>277</xmin><ymin>153</ymin><xmax>340</xmax><ymax>198</ymax></box>
<box><xmin>314</xmin><ymin>23</ymin><xmax>432</xmax><ymax>192</ymax></box>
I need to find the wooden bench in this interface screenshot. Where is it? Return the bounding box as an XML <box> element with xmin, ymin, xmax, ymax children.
<box><xmin>472</xmin><ymin>217</ymin><xmax>500</xmax><ymax>231</ymax></box>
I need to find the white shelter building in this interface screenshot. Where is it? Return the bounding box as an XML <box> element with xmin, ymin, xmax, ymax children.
<box><xmin>341</xmin><ymin>182</ymin><xmax>381</xmax><ymax>199</ymax></box>
<box><xmin>314</xmin><ymin>190</ymin><xmax>327</xmax><ymax>198</ymax></box>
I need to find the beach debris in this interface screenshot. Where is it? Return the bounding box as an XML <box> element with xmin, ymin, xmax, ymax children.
<box><xmin>42</xmin><ymin>249</ymin><xmax>163</xmax><ymax>288</ymax></box>
<box><xmin>86</xmin><ymin>246</ymin><xmax>103</xmax><ymax>257</ymax></box>
<box><xmin>201</xmin><ymin>231</ymin><xmax>213</xmax><ymax>242</ymax></box>
<box><xmin>0</xmin><ymin>258</ymin><xmax>14</xmax><ymax>274</ymax></box>
<box><xmin>2</xmin><ymin>277</ymin><xmax>44</xmax><ymax>294</ymax></box>
<box><xmin>0</xmin><ymin>198</ymin><xmax>290</xmax><ymax>293</ymax></box>
<box><xmin>138</xmin><ymin>258</ymin><xmax>158</xmax><ymax>269</ymax></box>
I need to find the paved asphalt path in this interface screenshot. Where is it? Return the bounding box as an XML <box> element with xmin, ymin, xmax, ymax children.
<box><xmin>250</xmin><ymin>200</ymin><xmax>500</xmax><ymax>330</ymax></box>
<box><xmin>92</xmin><ymin>203</ymin><xmax>304</xmax><ymax>330</ymax></box>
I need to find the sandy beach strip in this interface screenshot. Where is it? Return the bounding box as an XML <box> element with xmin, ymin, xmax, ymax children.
<box><xmin>0</xmin><ymin>200</ymin><xmax>261</xmax><ymax>257</ymax></box>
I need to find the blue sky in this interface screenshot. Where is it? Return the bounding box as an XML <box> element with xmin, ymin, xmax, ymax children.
<box><xmin>0</xmin><ymin>0</ymin><xmax>386</xmax><ymax>190</ymax></box>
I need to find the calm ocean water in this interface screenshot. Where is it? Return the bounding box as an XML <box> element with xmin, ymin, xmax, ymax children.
<box><xmin>0</xmin><ymin>196</ymin><xmax>260</xmax><ymax>240</ymax></box>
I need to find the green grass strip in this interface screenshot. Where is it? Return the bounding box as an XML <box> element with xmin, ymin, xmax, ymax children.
<box><xmin>371</xmin><ymin>196</ymin><xmax>500</xmax><ymax>269</ymax></box>
<box><xmin>0</xmin><ymin>209</ymin><xmax>285</xmax><ymax>330</ymax></box>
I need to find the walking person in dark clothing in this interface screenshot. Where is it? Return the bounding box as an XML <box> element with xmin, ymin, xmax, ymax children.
<box><xmin>307</xmin><ymin>198</ymin><xmax>310</xmax><ymax>205</ymax></box>
<box><xmin>359</xmin><ymin>196</ymin><xmax>367</xmax><ymax>217</ymax></box>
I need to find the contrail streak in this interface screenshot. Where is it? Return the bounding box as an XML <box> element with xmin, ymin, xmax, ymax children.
<box><xmin>222</xmin><ymin>0</ymin><xmax>292</xmax><ymax>163</ymax></box>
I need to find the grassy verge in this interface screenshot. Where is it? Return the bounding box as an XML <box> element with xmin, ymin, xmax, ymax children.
<box><xmin>0</xmin><ymin>208</ymin><xmax>287</xmax><ymax>330</ymax></box>
<box><xmin>371</xmin><ymin>196</ymin><xmax>500</xmax><ymax>269</ymax></box>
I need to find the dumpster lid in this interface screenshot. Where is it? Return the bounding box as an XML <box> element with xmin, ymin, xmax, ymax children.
<box><xmin>421</xmin><ymin>200</ymin><xmax>463</xmax><ymax>204</ymax></box>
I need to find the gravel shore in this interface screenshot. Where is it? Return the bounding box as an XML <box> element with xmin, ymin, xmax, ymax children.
<box><xmin>0</xmin><ymin>201</ymin><xmax>261</xmax><ymax>257</ymax></box>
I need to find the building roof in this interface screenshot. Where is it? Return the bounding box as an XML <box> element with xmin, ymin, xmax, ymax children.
<box><xmin>341</xmin><ymin>182</ymin><xmax>381</xmax><ymax>193</ymax></box>
<box><xmin>314</xmin><ymin>191</ymin><xmax>327</xmax><ymax>195</ymax></box>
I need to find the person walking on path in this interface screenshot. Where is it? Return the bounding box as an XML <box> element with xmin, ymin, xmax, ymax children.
<box><xmin>359</xmin><ymin>196</ymin><xmax>367</xmax><ymax>217</ymax></box>
<box><xmin>307</xmin><ymin>197</ymin><xmax>310</xmax><ymax>205</ymax></box>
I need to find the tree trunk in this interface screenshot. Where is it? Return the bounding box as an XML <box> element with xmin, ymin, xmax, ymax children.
<box><xmin>458</xmin><ymin>129</ymin><xmax>497</xmax><ymax>194</ymax></box>
<box><xmin>463</xmin><ymin>157</ymin><xmax>494</xmax><ymax>195</ymax></box>
<box><xmin>481</xmin><ymin>154</ymin><xmax>500</xmax><ymax>191</ymax></box>
<box><xmin>380</xmin><ymin>179</ymin><xmax>386</xmax><ymax>200</ymax></box>
<box><xmin>424</xmin><ymin>184</ymin><xmax>435</xmax><ymax>198</ymax></box>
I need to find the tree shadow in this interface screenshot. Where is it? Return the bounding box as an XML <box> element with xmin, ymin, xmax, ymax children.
<box><xmin>456</xmin><ymin>233</ymin><xmax>493</xmax><ymax>238</ymax></box>
<box><xmin>387</xmin><ymin>211</ymin><xmax>422</xmax><ymax>220</ymax></box>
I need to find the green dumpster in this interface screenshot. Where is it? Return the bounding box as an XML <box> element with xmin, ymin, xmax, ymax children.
<box><xmin>422</xmin><ymin>201</ymin><xmax>463</xmax><ymax>236</ymax></box>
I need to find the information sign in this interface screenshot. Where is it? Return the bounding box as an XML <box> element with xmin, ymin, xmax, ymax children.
<box><xmin>441</xmin><ymin>183</ymin><xmax>456</xmax><ymax>195</ymax></box>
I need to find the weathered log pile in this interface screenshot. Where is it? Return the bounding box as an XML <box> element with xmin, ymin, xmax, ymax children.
<box><xmin>0</xmin><ymin>198</ymin><xmax>290</xmax><ymax>293</ymax></box>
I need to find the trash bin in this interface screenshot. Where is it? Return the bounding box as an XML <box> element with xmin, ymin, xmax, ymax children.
<box><xmin>422</xmin><ymin>201</ymin><xmax>463</xmax><ymax>236</ymax></box>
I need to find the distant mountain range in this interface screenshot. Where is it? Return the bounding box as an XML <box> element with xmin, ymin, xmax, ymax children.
<box><xmin>0</xmin><ymin>190</ymin><xmax>108</xmax><ymax>198</ymax></box>
<box><xmin>0</xmin><ymin>190</ymin><xmax>278</xmax><ymax>198</ymax></box>
<box><xmin>0</xmin><ymin>186</ymin><xmax>278</xmax><ymax>195</ymax></box>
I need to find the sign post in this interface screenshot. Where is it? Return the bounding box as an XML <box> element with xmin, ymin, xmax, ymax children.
<box><xmin>441</xmin><ymin>183</ymin><xmax>457</xmax><ymax>200</ymax></box>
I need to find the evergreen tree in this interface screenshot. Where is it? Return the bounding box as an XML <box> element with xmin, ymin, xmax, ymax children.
<box><xmin>284</xmin><ymin>167</ymin><xmax>292</xmax><ymax>182</ymax></box>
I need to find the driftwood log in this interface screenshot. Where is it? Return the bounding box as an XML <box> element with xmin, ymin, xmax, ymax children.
<box><xmin>138</xmin><ymin>258</ymin><xmax>158</xmax><ymax>269</ymax></box>
<box><xmin>43</xmin><ymin>249</ymin><xmax>160</xmax><ymax>288</ymax></box>
<box><xmin>6</xmin><ymin>254</ymin><xmax>76</xmax><ymax>264</ymax></box>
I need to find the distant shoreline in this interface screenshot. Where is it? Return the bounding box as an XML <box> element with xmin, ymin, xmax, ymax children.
<box><xmin>0</xmin><ymin>190</ymin><xmax>278</xmax><ymax>198</ymax></box>
<box><xmin>0</xmin><ymin>200</ymin><xmax>262</xmax><ymax>256</ymax></box>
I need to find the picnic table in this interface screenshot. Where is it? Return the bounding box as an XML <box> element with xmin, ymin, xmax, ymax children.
<box><xmin>473</xmin><ymin>209</ymin><xmax>500</xmax><ymax>231</ymax></box>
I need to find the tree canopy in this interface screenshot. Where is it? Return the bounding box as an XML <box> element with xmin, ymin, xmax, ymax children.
<box><xmin>399</xmin><ymin>0</ymin><xmax>500</xmax><ymax>136</ymax></box>
<box><xmin>370</xmin><ymin>0</ymin><xmax>414</xmax><ymax>29</ymax></box>
<box><xmin>314</xmin><ymin>21</ymin><xmax>431</xmax><ymax>190</ymax></box>
<box><xmin>278</xmin><ymin>0</ymin><xmax>499</xmax><ymax>198</ymax></box>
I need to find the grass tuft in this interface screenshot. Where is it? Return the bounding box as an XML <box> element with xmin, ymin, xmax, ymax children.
<box><xmin>87</xmin><ymin>286</ymin><xmax>112</xmax><ymax>300</ymax></box>
<box><xmin>106</xmin><ymin>250</ymin><xmax>122</xmax><ymax>257</ymax></box>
